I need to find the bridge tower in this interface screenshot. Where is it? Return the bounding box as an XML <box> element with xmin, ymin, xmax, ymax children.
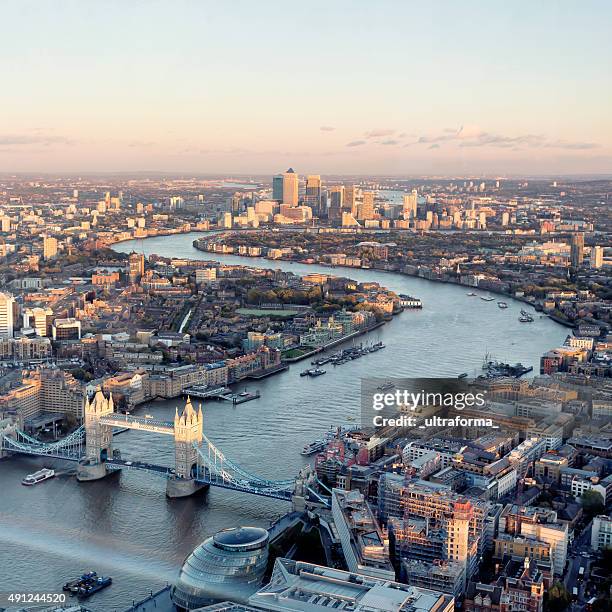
<box><xmin>77</xmin><ymin>389</ymin><xmax>114</xmax><ymax>481</ymax></box>
<box><xmin>167</xmin><ymin>396</ymin><xmax>207</xmax><ymax>498</ymax></box>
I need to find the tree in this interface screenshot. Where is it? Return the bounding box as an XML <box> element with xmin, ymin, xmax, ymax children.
<box><xmin>545</xmin><ymin>582</ymin><xmax>570</xmax><ymax>612</ymax></box>
<box><xmin>580</xmin><ymin>490</ymin><xmax>605</xmax><ymax>518</ymax></box>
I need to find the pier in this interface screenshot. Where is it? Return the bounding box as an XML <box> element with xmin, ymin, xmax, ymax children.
<box><xmin>184</xmin><ymin>385</ymin><xmax>261</xmax><ymax>405</ymax></box>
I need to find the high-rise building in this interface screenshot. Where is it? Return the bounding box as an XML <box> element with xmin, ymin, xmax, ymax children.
<box><xmin>570</xmin><ymin>233</ymin><xmax>584</xmax><ymax>268</ymax></box>
<box><xmin>344</xmin><ymin>185</ymin><xmax>357</xmax><ymax>216</ymax></box>
<box><xmin>272</xmin><ymin>174</ymin><xmax>283</xmax><ymax>201</ymax></box>
<box><xmin>360</xmin><ymin>191</ymin><xmax>375</xmax><ymax>220</ymax></box>
<box><xmin>328</xmin><ymin>186</ymin><xmax>345</xmax><ymax>225</ymax></box>
<box><xmin>43</xmin><ymin>236</ymin><xmax>58</xmax><ymax>260</ymax></box>
<box><xmin>128</xmin><ymin>252</ymin><xmax>145</xmax><ymax>284</ymax></box>
<box><xmin>282</xmin><ymin>168</ymin><xmax>299</xmax><ymax>206</ymax></box>
<box><xmin>591</xmin><ymin>245</ymin><xmax>604</xmax><ymax>269</ymax></box>
<box><xmin>23</xmin><ymin>307</ymin><xmax>53</xmax><ymax>337</ymax></box>
<box><xmin>402</xmin><ymin>190</ymin><xmax>418</xmax><ymax>219</ymax></box>
<box><xmin>305</xmin><ymin>175</ymin><xmax>322</xmax><ymax>215</ymax></box>
<box><xmin>0</xmin><ymin>292</ymin><xmax>15</xmax><ymax>339</ymax></box>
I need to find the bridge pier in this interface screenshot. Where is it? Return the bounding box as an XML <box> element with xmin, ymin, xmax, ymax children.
<box><xmin>76</xmin><ymin>458</ymin><xmax>109</xmax><ymax>481</ymax></box>
<box><xmin>166</xmin><ymin>477</ymin><xmax>209</xmax><ymax>498</ymax></box>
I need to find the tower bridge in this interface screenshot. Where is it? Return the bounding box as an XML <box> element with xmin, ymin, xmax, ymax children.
<box><xmin>0</xmin><ymin>391</ymin><xmax>326</xmax><ymax>507</ymax></box>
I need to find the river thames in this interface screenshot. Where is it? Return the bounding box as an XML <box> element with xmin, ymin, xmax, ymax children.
<box><xmin>0</xmin><ymin>232</ymin><xmax>567</xmax><ymax>610</ymax></box>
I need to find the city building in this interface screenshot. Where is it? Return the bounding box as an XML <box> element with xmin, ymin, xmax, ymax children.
<box><xmin>570</xmin><ymin>232</ymin><xmax>584</xmax><ymax>268</ymax></box>
<box><xmin>0</xmin><ymin>292</ymin><xmax>15</xmax><ymax>338</ymax></box>
<box><xmin>331</xmin><ymin>488</ymin><xmax>395</xmax><ymax>580</ymax></box>
<box><xmin>171</xmin><ymin>526</ymin><xmax>270</xmax><ymax>608</ymax></box>
<box><xmin>590</xmin><ymin>515</ymin><xmax>612</xmax><ymax>551</ymax></box>
<box><xmin>248</xmin><ymin>558</ymin><xmax>455</xmax><ymax>612</ymax></box>
<box><xmin>282</xmin><ymin>168</ymin><xmax>299</xmax><ymax>206</ymax></box>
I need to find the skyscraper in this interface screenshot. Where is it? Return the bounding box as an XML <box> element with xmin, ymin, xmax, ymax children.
<box><xmin>344</xmin><ymin>185</ymin><xmax>357</xmax><ymax>216</ymax></box>
<box><xmin>329</xmin><ymin>186</ymin><xmax>345</xmax><ymax>224</ymax></box>
<box><xmin>272</xmin><ymin>174</ymin><xmax>283</xmax><ymax>201</ymax></box>
<box><xmin>305</xmin><ymin>175</ymin><xmax>322</xmax><ymax>215</ymax></box>
<box><xmin>0</xmin><ymin>292</ymin><xmax>15</xmax><ymax>339</ymax></box>
<box><xmin>360</xmin><ymin>191</ymin><xmax>375</xmax><ymax>220</ymax></box>
<box><xmin>591</xmin><ymin>245</ymin><xmax>604</xmax><ymax>269</ymax></box>
<box><xmin>282</xmin><ymin>168</ymin><xmax>299</xmax><ymax>206</ymax></box>
<box><xmin>570</xmin><ymin>233</ymin><xmax>584</xmax><ymax>268</ymax></box>
<box><xmin>402</xmin><ymin>190</ymin><xmax>418</xmax><ymax>219</ymax></box>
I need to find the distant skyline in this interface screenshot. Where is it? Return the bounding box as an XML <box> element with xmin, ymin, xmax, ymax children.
<box><xmin>1</xmin><ymin>0</ymin><xmax>611</xmax><ymax>175</ymax></box>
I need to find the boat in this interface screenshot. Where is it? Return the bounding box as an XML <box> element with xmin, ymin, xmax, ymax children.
<box><xmin>300</xmin><ymin>369</ymin><xmax>310</xmax><ymax>376</ymax></box>
<box><xmin>480</xmin><ymin>296</ymin><xmax>495</xmax><ymax>302</ymax></box>
<box><xmin>307</xmin><ymin>368</ymin><xmax>326</xmax><ymax>377</ymax></box>
<box><xmin>467</xmin><ymin>292</ymin><xmax>477</xmax><ymax>296</ymax></box>
<box><xmin>63</xmin><ymin>572</ymin><xmax>112</xmax><ymax>598</ymax></box>
<box><xmin>301</xmin><ymin>440</ymin><xmax>326</xmax><ymax>456</ymax></box>
<box><xmin>377</xmin><ymin>381</ymin><xmax>394</xmax><ymax>391</ymax></box>
<box><xmin>519</xmin><ymin>314</ymin><xmax>534</xmax><ymax>323</ymax></box>
<box><xmin>497</xmin><ymin>301</ymin><xmax>508</xmax><ymax>309</ymax></box>
<box><xmin>457</xmin><ymin>373</ymin><xmax>468</xmax><ymax>379</ymax></box>
<box><xmin>22</xmin><ymin>467</ymin><xmax>55</xmax><ymax>486</ymax></box>
<box><xmin>76</xmin><ymin>576</ymin><xmax>112</xmax><ymax>598</ymax></box>
<box><xmin>63</xmin><ymin>572</ymin><xmax>97</xmax><ymax>591</ymax></box>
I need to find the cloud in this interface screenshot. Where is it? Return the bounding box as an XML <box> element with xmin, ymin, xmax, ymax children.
<box><xmin>381</xmin><ymin>139</ymin><xmax>399</xmax><ymax>146</ymax></box>
<box><xmin>319</xmin><ymin>126</ymin><xmax>335</xmax><ymax>132</ymax></box>
<box><xmin>429</xmin><ymin>144</ymin><xmax>440</xmax><ymax>149</ymax></box>
<box><xmin>346</xmin><ymin>140</ymin><xmax>367</xmax><ymax>147</ymax></box>
<box><xmin>364</xmin><ymin>129</ymin><xmax>395</xmax><ymax>139</ymax></box>
<box><xmin>0</xmin><ymin>133</ymin><xmax>74</xmax><ymax>146</ymax></box>
<box><xmin>415</xmin><ymin>126</ymin><xmax>600</xmax><ymax>151</ymax></box>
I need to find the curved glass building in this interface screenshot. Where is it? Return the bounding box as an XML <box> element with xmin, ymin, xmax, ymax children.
<box><xmin>171</xmin><ymin>526</ymin><xmax>269</xmax><ymax>610</ymax></box>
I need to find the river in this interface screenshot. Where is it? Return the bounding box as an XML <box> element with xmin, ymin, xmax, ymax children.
<box><xmin>0</xmin><ymin>232</ymin><xmax>566</xmax><ymax>610</ymax></box>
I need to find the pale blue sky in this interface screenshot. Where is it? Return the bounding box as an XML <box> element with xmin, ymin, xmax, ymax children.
<box><xmin>1</xmin><ymin>0</ymin><xmax>610</xmax><ymax>174</ymax></box>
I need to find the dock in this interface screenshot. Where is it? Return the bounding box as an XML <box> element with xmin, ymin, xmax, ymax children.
<box><xmin>184</xmin><ymin>385</ymin><xmax>260</xmax><ymax>405</ymax></box>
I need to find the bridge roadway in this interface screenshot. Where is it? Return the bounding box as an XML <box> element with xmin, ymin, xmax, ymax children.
<box><xmin>99</xmin><ymin>414</ymin><xmax>174</xmax><ymax>435</ymax></box>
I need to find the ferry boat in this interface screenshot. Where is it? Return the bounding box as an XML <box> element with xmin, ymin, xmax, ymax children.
<box><xmin>519</xmin><ymin>314</ymin><xmax>534</xmax><ymax>323</ymax></box>
<box><xmin>480</xmin><ymin>296</ymin><xmax>495</xmax><ymax>302</ymax></box>
<box><xmin>497</xmin><ymin>301</ymin><xmax>508</xmax><ymax>309</ymax></box>
<box><xmin>466</xmin><ymin>292</ymin><xmax>477</xmax><ymax>296</ymax></box>
<box><xmin>22</xmin><ymin>468</ymin><xmax>55</xmax><ymax>486</ymax></box>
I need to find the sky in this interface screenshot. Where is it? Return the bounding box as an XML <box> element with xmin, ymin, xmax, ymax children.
<box><xmin>1</xmin><ymin>0</ymin><xmax>611</xmax><ymax>176</ymax></box>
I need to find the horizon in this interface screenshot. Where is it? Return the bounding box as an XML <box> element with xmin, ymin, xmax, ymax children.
<box><xmin>1</xmin><ymin>0</ymin><xmax>611</xmax><ymax>174</ymax></box>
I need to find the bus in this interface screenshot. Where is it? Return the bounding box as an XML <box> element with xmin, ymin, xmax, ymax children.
<box><xmin>572</xmin><ymin>587</ymin><xmax>579</xmax><ymax>601</ymax></box>
<box><xmin>578</xmin><ymin>566</ymin><xmax>585</xmax><ymax>580</ymax></box>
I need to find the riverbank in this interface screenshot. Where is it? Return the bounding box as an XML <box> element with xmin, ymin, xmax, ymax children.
<box><xmin>282</xmin><ymin>321</ymin><xmax>386</xmax><ymax>363</ymax></box>
<box><xmin>192</xmin><ymin>236</ymin><xmax>575</xmax><ymax>328</ymax></box>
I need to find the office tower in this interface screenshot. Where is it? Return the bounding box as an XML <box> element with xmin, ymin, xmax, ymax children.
<box><xmin>360</xmin><ymin>191</ymin><xmax>375</xmax><ymax>220</ymax></box>
<box><xmin>328</xmin><ymin>186</ymin><xmax>345</xmax><ymax>224</ymax></box>
<box><xmin>43</xmin><ymin>236</ymin><xmax>58</xmax><ymax>260</ymax></box>
<box><xmin>282</xmin><ymin>168</ymin><xmax>299</xmax><ymax>206</ymax></box>
<box><xmin>591</xmin><ymin>245</ymin><xmax>604</xmax><ymax>269</ymax></box>
<box><xmin>23</xmin><ymin>307</ymin><xmax>53</xmax><ymax>337</ymax></box>
<box><xmin>402</xmin><ymin>190</ymin><xmax>418</xmax><ymax>219</ymax></box>
<box><xmin>344</xmin><ymin>185</ymin><xmax>357</xmax><ymax>216</ymax></box>
<box><xmin>128</xmin><ymin>252</ymin><xmax>145</xmax><ymax>283</ymax></box>
<box><xmin>570</xmin><ymin>233</ymin><xmax>584</xmax><ymax>268</ymax></box>
<box><xmin>305</xmin><ymin>175</ymin><xmax>322</xmax><ymax>215</ymax></box>
<box><xmin>501</xmin><ymin>211</ymin><xmax>510</xmax><ymax>226</ymax></box>
<box><xmin>0</xmin><ymin>215</ymin><xmax>11</xmax><ymax>232</ymax></box>
<box><xmin>0</xmin><ymin>292</ymin><xmax>15</xmax><ymax>338</ymax></box>
<box><xmin>272</xmin><ymin>174</ymin><xmax>283</xmax><ymax>201</ymax></box>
